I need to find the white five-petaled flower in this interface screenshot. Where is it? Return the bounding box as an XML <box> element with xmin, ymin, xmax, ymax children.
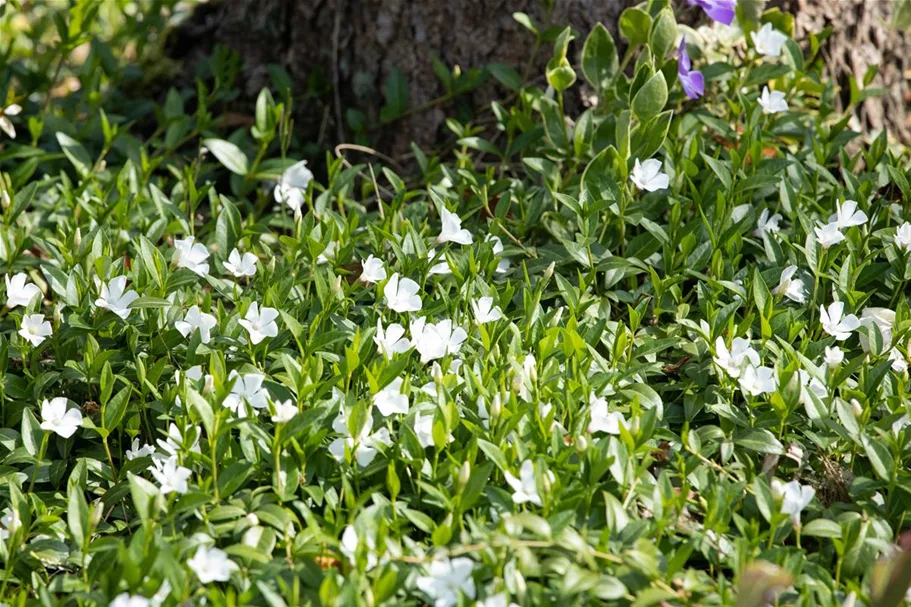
<box><xmin>751</xmin><ymin>23</ymin><xmax>788</xmax><ymax>57</ymax></box>
<box><xmin>18</xmin><ymin>314</ymin><xmax>52</xmax><ymax>346</ymax></box>
<box><xmin>340</xmin><ymin>525</ymin><xmax>379</xmax><ymax>570</ymax></box>
<box><xmin>411</xmin><ymin>317</ymin><xmax>468</xmax><ymax>363</ymax></box>
<box><xmin>5</xmin><ymin>273</ymin><xmax>41</xmax><ymax>308</ymax></box>
<box><xmin>859</xmin><ymin>307</ymin><xmax>895</xmax><ymax>354</ymax></box>
<box><xmin>814</xmin><ymin>221</ymin><xmax>845</xmax><ymax>249</ymax></box>
<box><xmin>223</xmin><ymin>248</ymin><xmax>257</xmax><ymax>277</ymax></box>
<box><xmin>187</xmin><ymin>545</ymin><xmax>238</xmax><ymax>584</ymax></box>
<box><xmin>505</xmin><ymin>460</ymin><xmax>546</xmax><ymax>506</ymax></box>
<box><xmin>40</xmin><ymin>397</ymin><xmax>82</xmax><ymax>438</ymax></box>
<box><xmin>713</xmin><ymin>337</ymin><xmax>760</xmax><ymax>378</ymax></box>
<box><xmin>829</xmin><ymin>200</ymin><xmax>868</xmax><ymax>229</ymax></box>
<box><xmin>758</xmin><ymin>86</ymin><xmax>788</xmax><ymax>114</ymax></box>
<box><xmin>373</xmin><ymin>377</ymin><xmax>409</xmax><ymax>417</ymax></box>
<box><xmin>0</xmin><ymin>508</ymin><xmax>21</xmax><ymax>540</ymax></box>
<box><xmin>739</xmin><ymin>364</ymin><xmax>778</xmax><ymax>396</ymax></box>
<box><xmin>753</xmin><ymin>209</ymin><xmax>782</xmax><ymax>237</ymax></box>
<box><xmin>772</xmin><ymin>265</ymin><xmax>806</xmax><ymax>303</ymax></box>
<box><xmin>471</xmin><ymin>297</ymin><xmax>503</xmax><ymax>324</ymax></box>
<box><xmin>273</xmin><ymin>160</ymin><xmax>313</xmax><ymax>213</ymax></box>
<box><xmin>895</xmin><ymin>222</ymin><xmax>911</xmax><ymax>253</ymax></box>
<box><xmin>223</xmin><ymin>371</ymin><xmax>270</xmax><ymax>417</ymax></box>
<box><xmin>126</xmin><ymin>438</ymin><xmax>156</xmax><ymax>460</ymax></box>
<box><xmin>238</xmin><ymin>302</ymin><xmax>279</xmax><ymax>344</ymax></box>
<box><xmin>889</xmin><ymin>348</ymin><xmax>908</xmax><ymax>373</ymax></box>
<box><xmin>150</xmin><ymin>455</ymin><xmax>192</xmax><ymax>495</ymax></box>
<box><xmin>374</xmin><ymin>319</ymin><xmax>411</xmax><ymax>358</ymax></box>
<box><xmin>414</xmin><ymin>411</ymin><xmax>436</xmax><ymax>448</ymax></box>
<box><xmin>173</xmin><ymin>237</ymin><xmax>210</xmax><ymax>276</ymax></box>
<box><xmin>156</xmin><ymin>422</ymin><xmax>201</xmax><ymax>456</ymax></box>
<box><xmin>630</xmin><ymin>158</ymin><xmax>669</xmax><ymax>192</ymax></box>
<box><xmin>383</xmin><ymin>273</ymin><xmax>422</xmax><ymax>313</ymax></box>
<box><xmin>317</xmin><ymin>241</ymin><xmax>338</xmax><ymax>264</ymax></box>
<box><xmin>485</xmin><ymin>234</ymin><xmax>511</xmax><ymax>274</ymax></box>
<box><xmin>438</xmin><ymin>207</ymin><xmax>473</xmax><ymax>245</ymax></box>
<box><xmin>427</xmin><ymin>248</ymin><xmax>452</xmax><ymax>276</ymax></box>
<box><xmin>824</xmin><ymin>346</ymin><xmax>844</xmax><ymax>367</ymax></box>
<box><xmin>0</xmin><ymin>103</ymin><xmax>22</xmax><ymax>139</ymax></box>
<box><xmin>175</xmin><ymin>306</ymin><xmax>217</xmax><ymax>344</ymax></box>
<box><xmin>771</xmin><ymin>479</ymin><xmax>815</xmax><ymax>525</ymax></box>
<box><xmin>360</xmin><ymin>255</ymin><xmax>387</xmax><ymax>284</ymax></box>
<box><xmin>328</xmin><ymin>407</ymin><xmax>392</xmax><ymax>467</ymax></box>
<box><xmin>108</xmin><ymin>593</ymin><xmax>151</xmax><ymax>607</ymax></box>
<box><xmin>95</xmin><ymin>276</ymin><xmax>139</xmax><ymax>319</ymax></box>
<box><xmin>415</xmin><ymin>557</ymin><xmax>477</xmax><ymax>607</ymax></box>
<box><xmin>271</xmin><ymin>399</ymin><xmax>297</xmax><ymax>423</ymax></box>
<box><xmin>819</xmin><ymin>302</ymin><xmax>860</xmax><ymax>341</ymax></box>
<box><xmin>587</xmin><ymin>393</ymin><xmax>628</xmax><ymax>435</ymax></box>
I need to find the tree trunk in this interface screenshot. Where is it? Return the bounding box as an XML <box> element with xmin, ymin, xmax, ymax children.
<box><xmin>167</xmin><ymin>0</ymin><xmax>910</xmax><ymax>157</ymax></box>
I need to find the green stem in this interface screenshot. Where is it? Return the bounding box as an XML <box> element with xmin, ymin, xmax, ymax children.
<box><xmin>28</xmin><ymin>433</ymin><xmax>50</xmax><ymax>494</ymax></box>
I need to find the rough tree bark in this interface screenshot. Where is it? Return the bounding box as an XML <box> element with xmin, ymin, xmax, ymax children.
<box><xmin>167</xmin><ymin>0</ymin><xmax>910</xmax><ymax>156</ymax></box>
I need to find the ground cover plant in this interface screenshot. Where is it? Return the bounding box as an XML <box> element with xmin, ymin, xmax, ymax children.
<box><xmin>2</xmin><ymin>0</ymin><xmax>911</xmax><ymax>605</ymax></box>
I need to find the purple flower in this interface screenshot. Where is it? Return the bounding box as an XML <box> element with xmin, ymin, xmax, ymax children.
<box><xmin>688</xmin><ymin>0</ymin><xmax>737</xmax><ymax>25</ymax></box>
<box><xmin>677</xmin><ymin>38</ymin><xmax>704</xmax><ymax>100</ymax></box>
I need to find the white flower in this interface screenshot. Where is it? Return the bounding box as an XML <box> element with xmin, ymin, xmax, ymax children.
<box><xmin>0</xmin><ymin>103</ymin><xmax>22</xmax><ymax>139</ymax></box>
<box><xmin>739</xmin><ymin>364</ymin><xmax>777</xmax><ymax>396</ymax></box>
<box><xmin>317</xmin><ymin>241</ymin><xmax>338</xmax><ymax>264</ymax></box>
<box><xmin>340</xmin><ymin>525</ymin><xmax>378</xmax><ymax>570</ymax></box>
<box><xmin>271</xmin><ymin>399</ymin><xmax>297</xmax><ymax>423</ymax></box>
<box><xmin>18</xmin><ymin>314</ymin><xmax>52</xmax><ymax>346</ymax></box>
<box><xmin>772</xmin><ymin>265</ymin><xmax>806</xmax><ymax>303</ymax></box>
<box><xmin>95</xmin><ymin>276</ymin><xmax>139</xmax><ymax>319</ymax></box>
<box><xmin>238</xmin><ymin>302</ymin><xmax>279</xmax><ymax>345</ymax></box>
<box><xmin>859</xmin><ymin>307</ymin><xmax>895</xmax><ymax>353</ymax></box>
<box><xmin>149</xmin><ymin>455</ymin><xmax>192</xmax><ymax>495</ymax></box>
<box><xmin>889</xmin><ymin>348</ymin><xmax>909</xmax><ymax>373</ymax></box>
<box><xmin>485</xmin><ymin>234</ymin><xmax>510</xmax><ymax>274</ymax></box>
<box><xmin>758</xmin><ymin>87</ymin><xmax>788</xmax><ymax>114</ymax></box>
<box><xmin>814</xmin><ymin>221</ymin><xmax>845</xmax><ymax>249</ymax></box>
<box><xmin>820</xmin><ymin>302</ymin><xmax>860</xmax><ymax>341</ymax></box>
<box><xmin>360</xmin><ymin>255</ymin><xmax>387</xmax><ymax>284</ymax></box>
<box><xmin>411</xmin><ymin>317</ymin><xmax>468</xmax><ymax>363</ymax></box>
<box><xmin>415</xmin><ymin>557</ymin><xmax>477</xmax><ymax>607</ymax></box>
<box><xmin>513</xmin><ymin>354</ymin><xmax>537</xmax><ymax>402</ymax></box>
<box><xmin>587</xmin><ymin>393</ymin><xmax>628</xmax><ymax>435</ymax></box>
<box><xmin>108</xmin><ymin>593</ymin><xmax>151</xmax><ymax>607</ymax></box>
<box><xmin>173</xmin><ymin>237</ymin><xmax>210</xmax><ymax>276</ymax></box>
<box><xmin>892</xmin><ymin>414</ymin><xmax>910</xmax><ymax>437</ymax></box>
<box><xmin>5</xmin><ymin>273</ymin><xmax>41</xmax><ymax>308</ymax></box>
<box><xmin>798</xmin><ymin>370</ymin><xmax>826</xmax><ymax>404</ymax></box>
<box><xmin>126</xmin><ymin>438</ymin><xmax>156</xmax><ymax>460</ymax></box>
<box><xmin>771</xmin><ymin>479</ymin><xmax>815</xmax><ymax>525</ymax></box>
<box><xmin>894</xmin><ymin>222</ymin><xmax>911</xmax><ymax>253</ymax></box>
<box><xmin>384</xmin><ymin>273</ymin><xmax>422</xmax><ymax>313</ymax></box>
<box><xmin>427</xmin><ymin>248</ymin><xmax>452</xmax><ymax>276</ymax></box>
<box><xmin>186</xmin><ymin>546</ymin><xmax>238</xmax><ymax>584</ymax></box>
<box><xmin>176</xmin><ymin>366</ymin><xmax>214</xmax><ymax>394</ymax></box>
<box><xmin>713</xmin><ymin>337</ymin><xmax>760</xmax><ymax>378</ymax></box>
<box><xmin>477</xmin><ymin>594</ymin><xmax>520</xmax><ymax>607</ymax></box>
<box><xmin>328</xmin><ymin>407</ymin><xmax>392</xmax><ymax>467</ymax></box>
<box><xmin>751</xmin><ymin>23</ymin><xmax>788</xmax><ymax>57</ymax></box>
<box><xmin>753</xmin><ymin>209</ymin><xmax>782</xmax><ymax>237</ymax></box>
<box><xmin>704</xmin><ymin>530</ymin><xmax>735</xmax><ymax>558</ymax></box>
<box><xmin>374</xmin><ymin>319</ymin><xmax>411</xmax><ymax>358</ymax></box>
<box><xmin>505</xmin><ymin>460</ymin><xmax>543</xmax><ymax>506</ymax></box>
<box><xmin>373</xmin><ymin>377</ymin><xmax>409</xmax><ymax>417</ymax></box>
<box><xmin>223</xmin><ymin>248</ymin><xmax>257</xmax><ymax>277</ymax></box>
<box><xmin>829</xmin><ymin>200</ymin><xmax>868</xmax><ymax>229</ymax></box>
<box><xmin>223</xmin><ymin>371</ymin><xmax>269</xmax><ymax>417</ymax></box>
<box><xmin>0</xmin><ymin>508</ymin><xmax>21</xmax><ymax>540</ymax></box>
<box><xmin>471</xmin><ymin>297</ymin><xmax>503</xmax><ymax>324</ymax></box>
<box><xmin>40</xmin><ymin>397</ymin><xmax>82</xmax><ymax>438</ymax></box>
<box><xmin>156</xmin><ymin>423</ymin><xmax>201</xmax><ymax>456</ymax></box>
<box><xmin>824</xmin><ymin>346</ymin><xmax>844</xmax><ymax>367</ymax></box>
<box><xmin>273</xmin><ymin>160</ymin><xmax>313</xmax><ymax>212</ymax></box>
<box><xmin>175</xmin><ymin>306</ymin><xmax>217</xmax><ymax>344</ymax></box>
<box><xmin>630</xmin><ymin>158</ymin><xmax>669</xmax><ymax>192</ymax></box>
<box><xmin>414</xmin><ymin>411</ymin><xmax>436</xmax><ymax>448</ymax></box>
<box><xmin>438</xmin><ymin>207</ymin><xmax>473</xmax><ymax>245</ymax></box>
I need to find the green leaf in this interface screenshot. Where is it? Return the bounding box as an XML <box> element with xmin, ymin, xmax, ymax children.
<box><xmin>581</xmin><ymin>24</ymin><xmax>618</xmax><ymax>92</ymax></box>
<box><xmin>802</xmin><ymin>519</ymin><xmax>842</xmax><ymax>539</ymax></box>
<box><xmin>619</xmin><ymin>8</ymin><xmax>652</xmax><ymax>47</ymax></box>
<box><xmin>67</xmin><ymin>482</ymin><xmax>89</xmax><ymax>546</ymax></box>
<box><xmin>648</xmin><ymin>9</ymin><xmax>676</xmax><ymax>59</ymax></box>
<box><xmin>487</xmin><ymin>63</ymin><xmax>523</xmax><ymax>91</ymax></box>
<box><xmin>863</xmin><ymin>435</ymin><xmax>894</xmax><ymax>481</ymax></box>
<box><xmin>631</xmin><ymin>71</ymin><xmax>668</xmax><ymax>123</ymax></box>
<box><xmin>380</xmin><ymin>68</ymin><xmax>410</xmax><ymax>123</ymax></box>
<box><xmin>103</xmin><ymin>385</ymin><xmax>130</xmax><ymax>431</ymax></box>
<box><xmin>216</xmin><ymin>195</ymin><xmax>243</xmax><ymax>255</ymax></box>
<box><xmin>56</xmin><ymin>133</ymin><xmax>93</xmax><ymax>177</ymax></box>
<box><xmin>203</xmin><ymin>138</ymin><xmax>249</xmax><ymax>175</ymax></box>
<box><xmin>734</xmin><ymin>429</ymin><xmax>784</xmax><ymax>454</ymax></box>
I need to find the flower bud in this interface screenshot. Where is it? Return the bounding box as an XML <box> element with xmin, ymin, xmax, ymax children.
<box><xmin>574</xmin><ymin>435</ymin><xmax>588</xmax><ymax>453</ymax></box>
<box><xmin>851</xmin><ymin>399</ymin><xmax>863</xmax><ymax>418</ymax></box>
<box><xmin>458</xmin><ymin>461</ymin><xmax>471</xmax><ymax>488</ymax></box>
